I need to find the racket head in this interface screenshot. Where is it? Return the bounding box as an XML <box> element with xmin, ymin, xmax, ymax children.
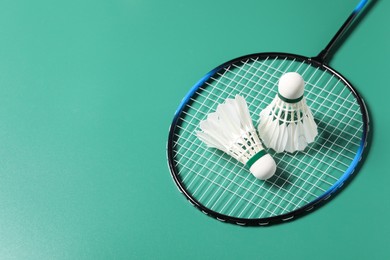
<box><xmin>167</xmin><ymin>52</ymin><xmax>369</xmax><ymax>226</ymax></box>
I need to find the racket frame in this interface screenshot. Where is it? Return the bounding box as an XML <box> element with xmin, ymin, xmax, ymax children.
<box><xmin>167</xmin><ymin>52</ymin><xmax>369</xmax><ymax>225</ymax></box>
<box><xmin>167</xmin><ymin>0</ymin><xmax>371</xmax><ymax>225</ymax></box>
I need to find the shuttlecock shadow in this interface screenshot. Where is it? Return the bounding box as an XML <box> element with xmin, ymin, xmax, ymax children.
<box><xmin>263</xmin><ymin>162</ymin><xmax>294</xmax><ymax>189</ymax></box>
<box><xmin>289</xmin><ymin>106</ymin><xmax>373</xmax><ymax>226</ymax></box>
<box><xmin>249</xmin><ymin>98</ymin><xmax>373</xmax><ymax>227</ymax></box>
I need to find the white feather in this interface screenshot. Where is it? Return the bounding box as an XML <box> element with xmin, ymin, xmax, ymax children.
<box><xmin>197</xmin><ymin>95</ymin><xmax>277</xmax><ymax>180</ymax></box>
<box><xmin>258</xmin><ymin>72</ymin><xmax>318</xmax><ymax>153</ymax></box>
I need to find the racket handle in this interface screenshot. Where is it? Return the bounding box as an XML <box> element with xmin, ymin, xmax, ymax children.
<box><xmin>313</xmin><ymin>0</ymin><xmax>369</xmax><ymax>63</ymax></box>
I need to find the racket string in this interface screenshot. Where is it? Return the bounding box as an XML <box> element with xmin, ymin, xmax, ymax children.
<box><xmin>194</xmin><ymin>78</ymin><xmax>361</xmax><ymax>160</ymax></box>
<box><xmin>172</xmin><ymin>55</ymin><xmax>364</xmax><ymax>219</ymax></box>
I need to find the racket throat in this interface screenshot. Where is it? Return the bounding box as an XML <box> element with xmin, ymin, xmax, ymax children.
<box><xmin>312</xmin><ymin>0</ymin><xmax>370</xmax><ymax>64</ymax></box>
<box><xmin>311</xmin><ymin>50</ymin><xmax>328</xmax><ymax>64</ymax></box>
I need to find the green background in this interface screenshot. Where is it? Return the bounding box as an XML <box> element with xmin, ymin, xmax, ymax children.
<box><xmin>0</xmin><ymin>0</ymin><xmax>388</xmax><ymax>259</ymax></box>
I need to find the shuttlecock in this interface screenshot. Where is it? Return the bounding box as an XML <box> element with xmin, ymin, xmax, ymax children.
<box><xmin>197</xmin><ymin>95</ymin><xmax>276</xmax><ymax>180</ymax></box>
<box><xmin>258</xmin><ymin>72</ymin><xmax>318</xmax><ymax>153</ymax></box>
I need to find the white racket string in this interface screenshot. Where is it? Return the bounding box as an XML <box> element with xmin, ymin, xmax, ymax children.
<box><xmin>171</xmin><ymin>55</ymin><xmax>364</xmax><ymax>219</ymax></box>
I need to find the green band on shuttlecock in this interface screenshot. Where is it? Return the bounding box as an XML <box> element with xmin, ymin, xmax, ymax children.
<box><xmin>246</xmin><ymin>150</ymin><xmax>267</xmax><ymax>169</ymax></box>
<box><xmin>278</xmin><ymin>92</ymin><xmax>303</xmax><ymax>103</ymax></box>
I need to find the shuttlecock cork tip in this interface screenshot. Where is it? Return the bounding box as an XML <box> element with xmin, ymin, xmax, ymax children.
<box><xmin>249</xmin><ymin>154</ymin><xmax>277</xmax><ymax>180</ymax></box>
<box><xmin>278</xmin><ymin>72</ymin><xmax>305</xmax><ymax>102</ymax></box>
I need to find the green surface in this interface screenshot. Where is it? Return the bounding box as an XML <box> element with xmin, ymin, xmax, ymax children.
<box><xmin>0</xmin><ymin>0</ymin><xmax>388</xmax><ymax>259</ymax></box>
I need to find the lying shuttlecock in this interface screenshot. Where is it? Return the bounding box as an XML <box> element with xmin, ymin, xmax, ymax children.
<box><xmin>258</xmin><ymin>72</ymin><xmax>318</xmax><ymax>153</ymax></box>
<box><xmin>197</xmin><ymin>95</ymin><xmax>276</xmax><ymax>180</ymax></box>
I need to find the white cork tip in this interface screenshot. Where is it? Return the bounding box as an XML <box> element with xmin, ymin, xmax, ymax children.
<box><xmin>278</xmin><ymin>72</ymin><xmax>305</xmax><ymax>100</ymax></box>
<box><xmin>249</xmin><ymin>154</ymin><xmax>277</xmax><ymax>180</ymax></box>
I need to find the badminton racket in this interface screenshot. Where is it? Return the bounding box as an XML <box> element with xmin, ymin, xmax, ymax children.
<box><xmin>167</xmin><ymin>0</ymin><xmax>370</xmax><ymax>225</ymax></box>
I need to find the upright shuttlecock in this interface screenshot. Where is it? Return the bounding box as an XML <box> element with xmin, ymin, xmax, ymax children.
<box><xmin>258</xmin><ymin>72</ymin><xmax>318</xmax><ymax>153</ymax></box>
<box><xmin>197</xmin><ymin>95</ymin><xmax>276</xmax><ymax>180</ymax></box>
